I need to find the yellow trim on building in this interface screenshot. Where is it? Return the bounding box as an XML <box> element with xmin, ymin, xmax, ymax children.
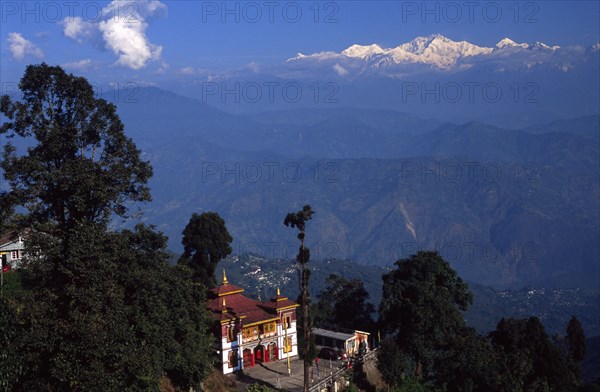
<box><xmin>220</xmin><ymin>315</ymin><xmax>246</xmax><ymax>324</ymax></box>
<box><xmin>217</xmin><ymin>289</ymin><xmax>244</xmax><ymax>297</ymax></box>
<box><xmin>277</xmin><ymin>304</ymin><xmax>300</xmax><ymax>311</ymax></box>
<box><xmin>242</xmin><ymin>317</ymin><xmax>279</xmax><ymax>328</ymax></box>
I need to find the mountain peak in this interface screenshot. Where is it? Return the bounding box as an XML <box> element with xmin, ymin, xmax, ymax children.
<box><xmin>398</xmin><ymin>34</ymin><xmax>450</xmax><ymax>54</ymax></box>
<box><xmin>428</xmin><ymin>33</ymin><xmax>452</xmax><ymax>42</ymax></box>
<box><xmin>341</xmin><ymin>43</ymin><xmax>385</xmax><ymax>59</ymax></box>
<box><xmin>286</xmin><ymin>35</ymin><xmax>577</xmax><ymax>73</ymax></box>
<box><xmin>496</xmin><ymin>37</ymin><xmax>529</xmax><ymax>49</ymax></box>
<box><xmin>495</xmin><ymin>38</ymin><xmax>559</xmax><ymax>51</ymax></box>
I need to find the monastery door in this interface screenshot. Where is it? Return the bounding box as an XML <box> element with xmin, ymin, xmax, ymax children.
<box><xmin>243</xmin><ymin>348</ymin><xmax>253</xmax><ymax>367</ymax></box>
<box><xmin>254</xmin><ymin>345</ymin><xmax>264</xmax><ymax>363</ymax></box>
<box><xmin>268</xmin><ymin>342</ymin><xmax>278</xmax><ymax>361</ymax></box>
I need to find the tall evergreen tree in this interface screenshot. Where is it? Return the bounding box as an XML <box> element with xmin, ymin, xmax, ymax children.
<box><xmin>284</xmin><ymin>205</ymin><xmax>314</xmax><ymax>392</ymax></box>
<box><xmin>1</xmin><ymin>65</ymin><xmax>213</xmax><ymax>390</ymax></box>
<box><xmin>178</xmin><ymin>212</ymin><xmax>233</xmax><ymax>288</ymax></box>
<box><xmin>0</xmin><ymin>63</ymin><xmax>152</xmax><ymax>235</ymax></box>
<box><xmin>490</xmin><ymin>317</ymin><xmax>577</xmax><ymax>391</ymax></box>
<box><xmin>0</xmin><ymin>298</ymin><xmax>22</xmax><ymax>391</ymax></box>
<box><xmin>378</xmin><ymin>251</ymin><xmax>473</xmax><ymax>381</ymax></box>
<box><xmin>314</xmin><ymin>274</ymin><xmax>375</xmax><ymax>333</ymax></box>
<box><xmin>14</xmin><ymin>224</ymin><xmax>214</xmax><ymax>391</ymax></box>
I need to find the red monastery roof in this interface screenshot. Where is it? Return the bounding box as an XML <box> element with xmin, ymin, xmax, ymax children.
<box><xmin>211</xmin><ymin>283</ymin><xmax>244</xmax><ymax>297</ymax></box>
<box><xmin>207</xmin><ymin>271</ymin><xmax>298</xmax><ymax>325</ymax></box>
<box><xmin>261</xmin><ymin>287</ymin><xmax>299</xmax><ymax>311</ymax></box>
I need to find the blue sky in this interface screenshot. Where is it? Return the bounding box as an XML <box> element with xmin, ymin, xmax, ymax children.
<box><xmin>1</xmin><ymin>0</ymin><xmax>599</xmax><ymax>87</ymax></box>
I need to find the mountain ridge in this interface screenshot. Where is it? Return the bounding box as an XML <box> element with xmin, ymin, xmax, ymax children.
<box><xmin>287</xmin><ymin>33</ymin><xmax>596</xmax><ymax>72</ymax></box>
<box><xmin>110</xmin><ymin>87</ymin><xmax>599</xmax><ymax>289</ymax></box>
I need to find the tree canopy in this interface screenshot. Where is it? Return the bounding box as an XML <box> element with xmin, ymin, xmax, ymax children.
<box><xmin>0</xmin><ymin>63</ymin><xmax>152</xmax><ymax>232</ymax></box>
<box><xmin>178</xmin><ymin>212</ymin><xmax>233</xmax><ymax>288</ymax></box>
<box><xmin>0</xmin><ymin>65</ymin><xmax>214</xmax><ymax>391</ymax></box>
<box><xmin>376</xmin><ymin>250</ymin><xmax>590</xmax><ymax>392</ymax></box>
<box><xmin>10</xmin><ymin>224</ymin><xmax>214</xmax><ymax>391</ymax></box>
<box><xmin>379</xmin><ymin>250</ymin><xmax>473</xmax><ymax>378</ymax></box>
<box><xmin>490</xmin><ymin>317</ymin><xmax>578</xmax><ymax>391</ymax></box>
<box><xmin>314</xmin><ymin>274</ymin><xmax>375</xmax><ymax>333</ymax></box>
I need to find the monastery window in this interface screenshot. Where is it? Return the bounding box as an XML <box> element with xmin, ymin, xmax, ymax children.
<box><xmin>284</xmin><ymin>314</ymin><xmax>292</xmax><ymax>329</ymax></box>
<box><xmin>227</xmin><ymin>325</ymin><xmax>236</xmax><ymax>343</ymax></box>
<box><xmin>243</xmin><ymin>326</ymin><xmax>259</xmax><ymax>341</ymax></box>
<box><xmin>228</xmin><ymin>349</ymin><xmax>238</xmax><ymax>368</ymax></box>
<box><xmin>263</xmin><ymin>321</ymin><xmax>276</xmax><ymax>335</ymax></box>
<box><xmin>284</xmin><ymin>336</ymin><xmax>292</xmax><ymax>353</ymax></box>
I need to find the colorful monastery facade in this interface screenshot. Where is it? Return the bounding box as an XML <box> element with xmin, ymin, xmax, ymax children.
<box><xmin>207</xmin><ymin>272</ymin><xmax>299</xmax><ymax>374</ymax></box>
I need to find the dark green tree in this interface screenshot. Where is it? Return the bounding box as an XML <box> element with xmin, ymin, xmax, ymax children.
<box><xmin>284</xmin><ymin>204</ymin><xmax>314</xmax><ymax>392</ymax></box>
<box><xmin>0</xmin><ymin>192</ymin><xmax>15</xmax><ymax>235</ymax></box>
<box><xmin>14</xmin><ymin>224</ymin><xmax>214</xmax><ymax>391</ymax></box>
<box><xmin>490</xmin><ymin>317</ymin><xmax>577</xmax><ymax>391</ymax></box>
<box><xmin>566</xmin><ymin>316</ymin><xmax>587</xmax><ymax>381</ymax></box>
<box><xmin>378</xmin><ymin>251</ymin><xmax>473</xmax><ymax>381</ymax></box>
<box><xmin>433</xmin><ymin>327</ymin><xmax>502</xmax><ymax>392</ymax></box>
<box><xmin>377</xmin><ymin>338</ymin><xmax>409</xmax><ymax>387</ymax></box>
<box><xmin>14</xmin><ymin>223</ymin><xmax>135</xmax><ymax>391</ymax></box>
<box><xmin>118</xmin><ymin>225</ymin><xmax>214</xmax><ymax>389</ymax></box>
<box><xmin>0</xmin><ymin>63</ymin><xmax>152</xmax><ymax>234</ymax></box>
<box><xmin>1</xmin><ymin>65</ymin><xmax>213</xmax><ymax>390</ymax></box>
<box><xmin>314</xmin><ymin>274</ymin><xmax>375</xmax><ymax>333</ymax></box>
<box><xmin>0</xmin><ymin>298</ymin><xmax>22</xmax><ymax>391</ymax></box>
<box><xmin>178</xmin><ymin>212</ymin><xmax>233</xmax><ymax>288</ymax></box>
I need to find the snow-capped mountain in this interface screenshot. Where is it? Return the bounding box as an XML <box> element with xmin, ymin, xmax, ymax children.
<box><xmin>495</xmin><ymin>38</ymin><xmax>531</xmax><ymax>50</ymax></box>
<box><xmin>160</xmin><ymin>34</ymin><xmax>598</xmax><ymax>121</ymax></box>
<box><xmin>341</xmin><ymin>43</ymin><xmax>385</xmax><ymax>59</ymax></box>
<box><xmin>495</xmin><ymin>37</ymin><xmax>561</xmax><ymax>51</ymax></box>
<box><xmin>287</xmin><ymin>34</ymin><xmax>576</xmax><ymax>72</ymax></box>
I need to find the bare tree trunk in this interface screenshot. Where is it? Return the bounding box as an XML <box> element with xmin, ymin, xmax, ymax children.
<box><xmin>283</xmin><ymin>206</ymin><xmax>314</xmax><ymax>392</ymax></box>
<box><xmin>301</xmin><ymin>238</ymin><xmax>310</xmax><ymax>392</ymax></box>
<box><xmin>300</xmin><ymin>238</ymin><xmax>311</xmax><ymax>392</ymax></box>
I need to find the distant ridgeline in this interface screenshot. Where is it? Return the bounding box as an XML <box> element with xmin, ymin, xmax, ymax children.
<box><xmin>113</xmin><ymin>88</ymin><xmax>599</xmax><ymax>290</ymax></box>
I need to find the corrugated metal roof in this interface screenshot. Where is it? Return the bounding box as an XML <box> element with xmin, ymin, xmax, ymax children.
<box><xmin>313</xmin><ymin>328</ymin><xmax>354</xmax><ymax>342</ymax></box>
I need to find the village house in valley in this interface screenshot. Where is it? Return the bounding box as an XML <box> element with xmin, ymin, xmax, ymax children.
<box><xmin>207</xmin><ymin>271</ymin><xmax>299</xmax><ymax>374</ymax></box>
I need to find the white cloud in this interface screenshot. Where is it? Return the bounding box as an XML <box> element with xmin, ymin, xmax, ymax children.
<box><xmin>244</xmin><ymin>62</ymin><xmax>261</xmax><ymax>73</ymax></box>
<box><xmin>61</xmin><ymin>59</ymin><xmax>97</xmax><ymax>71</ymax></box>
<box><xmin>7</xmin><ymin>32</ymin><xmax>44</xmax><ymax>60</ymax></box>
<box><xmin>178</xmin><ymin>66</ymin><xmax>196</xmax><ymax>75</ymax></box>
<box><xmin>154</xmin><ymin>61</ymin><xmax>170</xmax><ymax>74</ymax></box>
<box><xmin>34</xmin><ymin>31</ymin><xmax>51</xmax><ymax>39</ymax></box>
<box><xmin>175</xmin><ymin>66</ymin><xmax>212</xmax><ymax>77</ymax></box>
<box><xmin>98</xmin><ymin>0</ymin><xmax>165</xmax><ymax>70</ymax></box>
<box><xmin>60</xmin><ymin>0</ymin><xmax>166</xmax><ymax>70</ymax></box>
<box><xmin>333</xmin><ymin>63</ymin><xmax>349</xmax><ymax>76</ymax></box>
<box><xmin>142</xmin><ymin>0</ymin><xmax>168</xmax><ymax>17</ymax></box>
<box><xmin>98</xmin><ymin>17</ymin><xmax>162</xmax><ymax>70</ymax></box>
<box><xmin>60</xmin><ymin>16</ymin><xmax>97</xmax><ymax>44</ymax></box>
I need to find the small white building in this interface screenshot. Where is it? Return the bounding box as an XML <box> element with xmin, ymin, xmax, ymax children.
<box><xmin>0</xmin><ymin>230</ymin><xmax>26</xmax><ymax>271</ymax></box>
<box><xmin>313</xmin><ymin>328</ymin><xmax>370</xmax><ymax>356</ymax></box>
<box><xmin>207</xmin><ymin>271</ymin><xmax>300</xmax><ymax>374</ymax></box>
